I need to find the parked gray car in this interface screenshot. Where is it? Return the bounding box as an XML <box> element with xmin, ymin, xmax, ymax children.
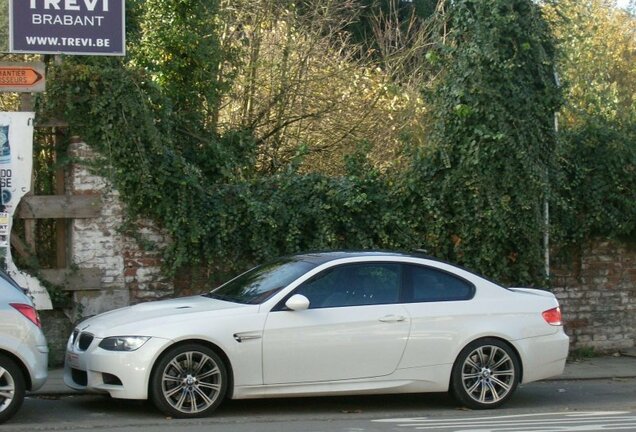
<box><xmin>0</xmin><ymin>270</ymin><xmax>48</xmax><ymax>424</ymax></box>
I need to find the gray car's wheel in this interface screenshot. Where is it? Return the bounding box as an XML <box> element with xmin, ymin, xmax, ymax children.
<box><xmin>150</xmin><ymin>344</ymin><xmax>228</xmax><ymax>418</ymax></box>
<box><xmin>450</xmin><ymin>338</ymin><xmax>520</xmax><ymax>409</ymax></box>
<box><xmin>0</xmin><ymin>355</ymin><xmax>25</xmax><ymax>424</ymax></box>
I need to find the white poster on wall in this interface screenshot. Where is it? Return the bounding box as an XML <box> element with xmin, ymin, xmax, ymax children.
<box><xmin>0</xmin><ymin>112</ymin><xmax>52</xmax><ymax>310</ymax></box>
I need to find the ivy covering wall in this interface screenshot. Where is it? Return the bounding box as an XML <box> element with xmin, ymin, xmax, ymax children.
<box><xmin>35</xmin><ymin>0</ymin><xmax>635</xmax><ymax>286</ymax></box>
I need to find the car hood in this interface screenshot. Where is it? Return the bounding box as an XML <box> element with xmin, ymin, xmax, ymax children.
<box><xmin>77</xmin><ymin>295</ymin><xmax>253</xmax><ymax>338</ymax></box>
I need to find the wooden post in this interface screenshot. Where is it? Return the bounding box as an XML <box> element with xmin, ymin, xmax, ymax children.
<box><xmin>52</xmin><ymin>54</ymin><xmax>68</xmax><ymax>269</ymax></box>
<box><xmin>19</xmin><ymin>93</ymin><xmax>34</xmax><ymax>112</ymax></box>
<box><xmin>54</xmin><ymin>128</ymin><xmax>68</xmax><ymax>268</ymax></box>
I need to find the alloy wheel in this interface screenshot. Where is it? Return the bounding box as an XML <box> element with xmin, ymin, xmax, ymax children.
<box><xmin>0</xmin><ymin>366</ymin><xmax>15</xmax><ymax>414</ymax></box>
<box><xmin>0</xmin><ymin>355</ymin><xmax>25</xmax><ymax>424</ymax></box>
<box><xmin>160</xmin><ymin>350</ymin><xmax>223</xmax><ymax>415</ymax></box>
<box><xmin>460</xmin><ymin>344</ymin><xmax>515</xmax><ymax>405</ymax></box>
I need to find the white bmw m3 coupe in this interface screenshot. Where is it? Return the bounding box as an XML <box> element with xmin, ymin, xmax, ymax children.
<box><xmin>65</xmin><ymin>252</ymin><xmax>568</xmax><ymax>417</ymax></box>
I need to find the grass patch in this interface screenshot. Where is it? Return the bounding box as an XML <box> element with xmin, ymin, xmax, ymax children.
<box><xmin>568</xmin><ymin>346</ymin><xmax>598</xmax><ymax>361</ymax></box>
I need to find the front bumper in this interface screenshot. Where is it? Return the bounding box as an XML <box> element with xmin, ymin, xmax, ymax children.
<box><xmin>64</xmin><ymin>333</ymin><xmax>171</xmax><ymax>400</ymax></box>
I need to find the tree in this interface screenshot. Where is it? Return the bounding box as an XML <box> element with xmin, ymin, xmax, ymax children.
<box><xmin>215</xmin><ymin>0</ymin><xmax>427</xmax><ymax>175</ymax></box>
<box><xmin>410</xmin><ymin>0</ymin><xmax>562</xmax><ymax>283</ymax></box>
<box><xmin>133</xmin><ymin>0</ymin><xmax>225</xmax><ymax>134</ymax></box>
<box><xmin>545</xmin><ymin>0</ymin><xmax>636</xmax><ymax>128</ymax></box>
<box><xmin>544</xmin><ymin>0</ymin><xmax>636</xmax><ymax>243</ymax></box>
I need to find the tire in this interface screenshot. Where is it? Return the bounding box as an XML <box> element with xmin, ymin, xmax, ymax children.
<box><xmin>450</xmin><ymin>338</ymin><xmax>520</xmax><ymax>409</ymax></box>
<box><xmin>0</xmin><ymin>355</ymin><xmax>26</xmax><ymax>424</ymax></box>
<box><xmin>150</xmin><ymin>344</ymin><xmax>228</xmax><ymax>418</ymax></box>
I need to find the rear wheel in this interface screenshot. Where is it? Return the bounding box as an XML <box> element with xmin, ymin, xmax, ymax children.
<box><xmin>150</xmin><ymin>344</ymin><xmax>228</xmax><ymax>418</ymax></box>
<box><xmin>0</xmin><ymin>355</ymin><xmax>25</xmax><ymax>424</ymax></box>
<box><xmin>450</xmin><ymin>338</ymin><xmax>520</xmax><ymax>409</ymax></box>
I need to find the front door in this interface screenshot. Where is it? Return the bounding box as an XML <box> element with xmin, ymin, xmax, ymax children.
<box><xmin>262</xmin><ymin>262</ymin><xmax>411</xmax><ymax>384</ymax></box>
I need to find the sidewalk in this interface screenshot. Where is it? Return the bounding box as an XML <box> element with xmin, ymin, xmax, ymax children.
<box><xmin>30</xmin><ymin>352</ymin><xmax>636</xmax><ymax>396</ymax></box>
<box><xmin>555</xmin><ymin>351</ymin><xmax>636</xmax><ymax>381</ymax></box>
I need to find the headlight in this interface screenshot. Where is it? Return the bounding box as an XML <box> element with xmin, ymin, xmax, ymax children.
<box><xmin>98</xmin><ymin>336</ymin><xmax>150</xmax><ymax>351</ymax></box>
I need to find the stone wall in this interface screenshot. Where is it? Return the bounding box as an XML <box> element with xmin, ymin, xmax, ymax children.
<box><xmin>39</xmin><ymin>309</ymin><xmax>73</xmax><ymax>367</ymax></box>
<box><xmin>552</xmin><ymin>240</ymin><xmax>636</xmax><ymax>352</ymax></box>
<box><xmin>67</xmin><ymin>141</ymin><xmax>172</xmax><ymax>319</ymax></box>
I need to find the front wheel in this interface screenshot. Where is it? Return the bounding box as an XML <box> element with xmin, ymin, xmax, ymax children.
<box><xmin>0</xmin><ymin>355</ymin><xmax>26</xmax><ymax>424</ymax></box>
<box><xmin>450</xmin><ymin>338</ymin><xmax>520</xmax><ymax>409</ymax></box>
<box><xmin>150</xmin><ymin>344</ymin><xmax>228</xmax><ymax>418</ymax></box>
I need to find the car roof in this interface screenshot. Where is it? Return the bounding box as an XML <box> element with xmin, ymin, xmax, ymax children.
<box><xmin>289</xmin><ymin>251</ymin><xmax>502</xmax><ymax>287</ymax></box>
<box><xmin>292</xmin><ymin>251</ymin><xmax>421</xmax><ymax>265</ymax></box>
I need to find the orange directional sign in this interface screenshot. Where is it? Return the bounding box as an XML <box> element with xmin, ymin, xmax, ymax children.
<box><xmin>0</xmin><ymin>62</ymin><xmax>46</xmax><ymax>93</ymax></box>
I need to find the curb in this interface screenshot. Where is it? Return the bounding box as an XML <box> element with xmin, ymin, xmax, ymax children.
<box><xmin>28</xmin><ymin>390</ymin><xmax>80</xmax><ymax>397</ymax></box>
<box><xmin>545</xmin><ymin>374</ymin><xmax>636</xmax><ymax>382</ymax></box>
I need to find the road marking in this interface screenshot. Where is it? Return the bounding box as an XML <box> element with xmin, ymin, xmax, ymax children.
<box><xmin>373</xmin><ymin>411</ymin><xmax>636</xmax><ymax>431</ymax></box>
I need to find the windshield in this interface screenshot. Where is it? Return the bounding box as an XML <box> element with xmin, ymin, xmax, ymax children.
<box><xmin>204</xmin><ymin>258</ymin><xmax>317</xmax><ymax>304</ymax></box>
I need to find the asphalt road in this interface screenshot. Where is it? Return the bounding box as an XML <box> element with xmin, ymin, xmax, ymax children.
<box><xmin>5</xmin><ymin>378</ymin><xmax>636</xmax><ymax>432</ymax></box>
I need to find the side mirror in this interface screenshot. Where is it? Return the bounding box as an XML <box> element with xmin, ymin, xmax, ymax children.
<box><xmin>285</xmin><ymin>294</ymin><xmax>310</xmax><ymax>311</ymax></box>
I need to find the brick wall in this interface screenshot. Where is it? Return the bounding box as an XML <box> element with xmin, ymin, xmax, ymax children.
<box><xmin>123</xmin><ymin>222</ymin><xmax>174</xmax><ymax>301</ymax></box>
<box><xmin>552</xmin><ymin>240</ymin><xmax>636</xmax><ymax>352</ymax></box>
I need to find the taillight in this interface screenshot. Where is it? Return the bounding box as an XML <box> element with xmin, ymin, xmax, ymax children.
<box><xmin>10</xmin><ymin>303</ymin><xmax>42</xmax><ymax>328</ymax></box>
<box><xmin>542</xmin><ymin>307</ymin><xmax>562</xmax><ymax>326</ymax></box>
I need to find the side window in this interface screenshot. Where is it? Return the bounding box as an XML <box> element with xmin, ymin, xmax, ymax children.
<box><xmin>295</xmin><ymin>263</ymin><xmax>401</xmax><ymax>308</ymax></box>
<box><xmin>405</xmin><ymin>265</ymin><xmax>474</xmax><ymax>302</ymax></box>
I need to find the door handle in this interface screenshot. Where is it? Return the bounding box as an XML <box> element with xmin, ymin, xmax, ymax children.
<box><xmin>378</xmin><ymin>315</ymin><xmax>406</xmax><ymax>323</ymax></box>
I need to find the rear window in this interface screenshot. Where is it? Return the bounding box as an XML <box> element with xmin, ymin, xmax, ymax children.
<box><xmin>404</xmin><ymin>264</ymin><xmax>474</xmax><ymax>302</ymax></box>
<box><xmin>0</xmin><ymin>270</ymin><xmax>26</xmax><ymax>294</ymax></box>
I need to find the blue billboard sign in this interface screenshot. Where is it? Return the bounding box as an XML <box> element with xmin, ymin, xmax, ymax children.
<box><xmin>9</xmin><ymin>0</ymin><xmax>125</xmax><ymax>56</ymax></box>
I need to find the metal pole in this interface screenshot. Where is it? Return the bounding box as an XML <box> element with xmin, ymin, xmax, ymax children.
<box><xmin>545</xmin><ymin>71</ymin><xmax>561</xmax><ymax>281</ymax></box>
<box><xmin>544</xmin><ymin>193</ymin><xmax>550</xmax><ymax>279</ymax></box>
